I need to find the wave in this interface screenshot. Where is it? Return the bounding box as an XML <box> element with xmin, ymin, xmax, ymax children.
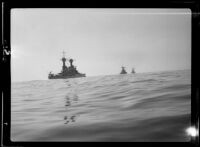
<box><xmin>11</xmin><ymin>69</ymin><xmax>191</xmax><ymax>141</ymax></box>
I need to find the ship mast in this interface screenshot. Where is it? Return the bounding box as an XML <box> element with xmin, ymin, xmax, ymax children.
<box><xmin>122</xmin><ymin>66</ymin><xmax>126</xmax><ymax>71</ymax></box>
<box><xmin>69</xmin><ymin>58</ymin><xmax>74</xmax><ymax>67</ymax></box>
<box><xmin>61</xmin><ymin>51</ymin><xmax>67</xmax><ymax>72</ymax></box>
<box><xmin>120</xmin><ymin>66</ymin><xmax>127</xmax><ymax>74</ymax></box>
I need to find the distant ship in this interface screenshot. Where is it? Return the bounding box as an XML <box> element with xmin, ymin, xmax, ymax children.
<box><xmin>48</xmin><ymin>52</ymin><xmax>86</xmax><ymax>79</ymax></box>
<box><xmin>131</xmin><ymin>68</ymin><xmax>135</xmax><ymax>74</ymax></box>
<box><xmin>120</xmin><ymin>66</ymin><xmax>127</xmax><ymax>74</ymax></box>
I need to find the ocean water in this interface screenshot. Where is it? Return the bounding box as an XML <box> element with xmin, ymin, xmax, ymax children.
<box><xmin>11</xmin><ymin>69</ymin><xmax>191</xmax><ymax>142</ymax></box>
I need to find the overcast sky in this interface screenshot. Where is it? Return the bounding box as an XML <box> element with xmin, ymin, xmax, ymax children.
<box><xmin>11</xmin><ymin>8</ymin><xmax>191</xmax><ymax>82</ymax></box>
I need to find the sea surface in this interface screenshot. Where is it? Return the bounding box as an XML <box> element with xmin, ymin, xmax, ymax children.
<box><xmin>11</xmin><ymin>69</ymin><xmax>191</xmax><ymax>142</ymax></box>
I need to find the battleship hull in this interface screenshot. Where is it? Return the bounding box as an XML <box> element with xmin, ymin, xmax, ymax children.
<box><xmin>120</xmin><ymin>71</ymin><xmax>127</xmax><ymax>74</ymax></box>
<box><xmin>48</xmin><ymin>73</ymin><xmax>86</xmax><ymax>79</ymax></box>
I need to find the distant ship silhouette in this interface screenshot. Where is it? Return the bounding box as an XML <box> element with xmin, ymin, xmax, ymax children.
<box><xmin>120</xmin><ymin>66</ymin><xmax>127</xmax><ymax>74</ymax></box>
<box><xmin>131</xmin><ymin>68</ymin><xmax>135</xmax><ymax>74</ymax></box>
<box><xmin>48</xmin><ymin>51</ymin><xmax>86</xmax><ymax>79</ymax></box>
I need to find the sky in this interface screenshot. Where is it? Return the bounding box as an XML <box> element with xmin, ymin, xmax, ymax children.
<box><xmin>11</xmin><ymin>8</ymin><xmax>191</xmax><ymax>82</ymax></box>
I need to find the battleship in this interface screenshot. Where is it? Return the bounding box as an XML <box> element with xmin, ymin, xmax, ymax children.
<box><xmin>120</xmin><ymin>66</ymin><xmax>127</xmax><ymax>74</ymax></box>
<box><xmin>48</xmin><ymin>52</ymin><xmax>86</xmax><ymax>79</ymax></box>
<box><xmin>131</xmin><ymin>68</ymin><xmax>135</xmax><ymax>74</ymax></box>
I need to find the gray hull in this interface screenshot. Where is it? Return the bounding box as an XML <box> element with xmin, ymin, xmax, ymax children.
<box><xmin>49</xmin><ymin>73</ymin><xmax>86</xmax><ymax>79</ymax></box>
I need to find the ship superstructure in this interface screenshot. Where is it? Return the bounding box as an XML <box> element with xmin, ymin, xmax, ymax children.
<box><xmin>120</xmin><ymin>66</ymin><xmax>127</xmax><ymax>74</ymax></box>
<box><xmin>48</xmin><ymin>52</ymin><xmax>86</xmax><ymax>79</ymax></box>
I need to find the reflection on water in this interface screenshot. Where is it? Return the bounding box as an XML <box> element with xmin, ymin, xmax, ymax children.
<box><xmin>64</xmin><ymin>81</ymin><xmax>79</xmax><ymax>125</ymax></box>
<box><xmin>64</xmin><ymin>115</ymin><xmax>77</xmax><ymax>124</ymax></box>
